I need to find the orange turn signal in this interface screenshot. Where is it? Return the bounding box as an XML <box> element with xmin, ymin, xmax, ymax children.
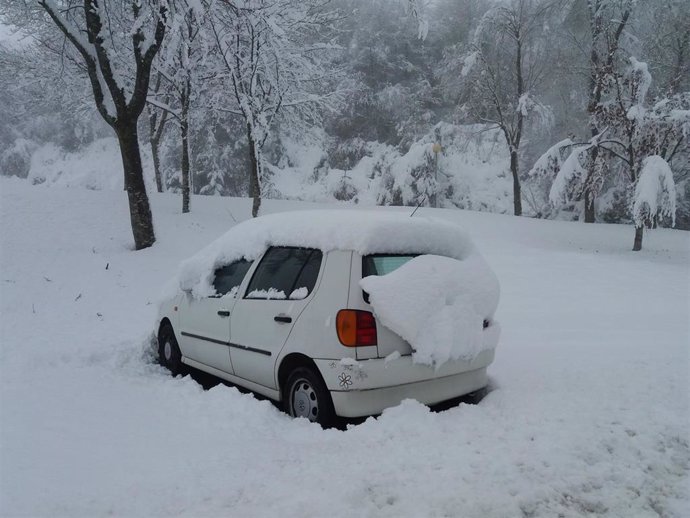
<box><xmin>336</xmin><ymin>310</ymin><xmax>377</xmax><ymax>347</ymax></box>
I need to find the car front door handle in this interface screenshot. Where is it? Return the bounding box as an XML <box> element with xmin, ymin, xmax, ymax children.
<box><xmin>274</xmin><ymin>314</ymin><xmax>292</xmax><ymax>324</ymax></box>
<box><xmin>217</xmin><ymin>310</ymin><xmax>230</xmax><ymax>317</ymax></box>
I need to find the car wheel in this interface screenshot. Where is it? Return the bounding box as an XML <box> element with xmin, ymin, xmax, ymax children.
<box><xmin>284</xmin><ymin>367</ymin><xmax>335</xmax><ymax>427</ymax></box>
<box><xmin>158</xmin><ymin>324</ymin><xmax>184</xmax><ymax>376</ymax></box>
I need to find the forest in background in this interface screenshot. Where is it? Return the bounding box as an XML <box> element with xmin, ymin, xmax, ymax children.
<box><xmin>0</xmin><ymin>0</ymin><xmax>688</xmax><ymax>245</ymax></box>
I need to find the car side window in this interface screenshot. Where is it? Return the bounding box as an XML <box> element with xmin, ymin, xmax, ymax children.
<box><xmin>212</xmin><ymin>259</ymin><xmax>253</xmax><ymax>298</ymax></box>
<box><xmin>245</xmin><ymin>247</ymin><xmax>322</xmax><ymax>300</ymax></box>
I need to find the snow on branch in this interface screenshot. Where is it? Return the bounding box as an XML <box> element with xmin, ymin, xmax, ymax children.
<box><xmin>549</xmin><ymin>144</ymin><xmax>590</xmax><ymax>206</ymax></box>
<box><xmin>626</xmin><ymin>57</ymin><xmax>652</xmax><ymax>122</ymax></box>
<box><xmin>517</xmin><ymin>92</ymin><xmax>554</xmax><ymax>128</ymax></box>
<box><xmin>528</xmin><ymin>138</ymin><xmax>573</xmax><ymax>178</ymax></box>
<box><xmin>406</xmin><ymin>0</ymin><xmax>429</xmax><ymax>41</ymax></box>
<box><xmin>632</xmin><ymin>155</ymin><xmax>676</xmax><ymax>228</ymax></box>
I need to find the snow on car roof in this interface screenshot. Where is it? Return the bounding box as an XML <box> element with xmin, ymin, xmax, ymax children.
<box><xmin>177</xmin><ymin>210</ymin><xmax>476</xmax><ymax>298</ymax></box>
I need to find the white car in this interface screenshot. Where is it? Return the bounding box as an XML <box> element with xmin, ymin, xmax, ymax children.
<box><xmin>156</xmin><ymin>210</ymin><xmax>500</xmax><ymax>426</ymax></box>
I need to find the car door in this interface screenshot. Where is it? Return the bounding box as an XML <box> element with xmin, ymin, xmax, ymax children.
<box><xmin>229</xmin><ymin>247</ymin><xmax>323</xmax><ymax>389</ymax></box>
<box><xmin>178</xmin><ymin>259</ymin><xmax>253</xmax><ymax>373</ymax></box>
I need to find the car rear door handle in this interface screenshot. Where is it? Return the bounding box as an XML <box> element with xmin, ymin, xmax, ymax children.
<box><xmin>217</xmin><ymin>310</ymin><xmax>230</xmax><ymax>317</ymax></box>
<box><xmin>274</xmin><ymin>314</ymin><xmax>292</xmax><ymax>324</ymax></box>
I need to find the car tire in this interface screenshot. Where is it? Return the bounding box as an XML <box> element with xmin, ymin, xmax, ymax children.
<box><xmin>158</xmin><ymin>324</ymin><xmax>184</xmax><ymax>376</ymax></box>
<box><xmin>284</xmin><ymin>366</ymin><xmax>335</xmax><ymax>427</ymax></box>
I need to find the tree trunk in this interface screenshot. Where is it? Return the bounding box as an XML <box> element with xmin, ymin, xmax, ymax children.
<box><xmin>181</xmin><ymin>120</ymin><xmax>190</xmax><ymax>214</ymax></box>
<box><xmin>247</xmin><ymin>124</ymin><xmax>261</xmax><ymax>218</ymax></box>
<box><xmin>180</xmin><ymin>82</ymin><xmax>191</xmax><ymax>213</ymax></box>
<box><xmin>148</xmin><ymin>110</ymin><xmax>164</xmax><ymax>193</ymax></box>
<box><xmin>151</xmin><ymin>137</ymin><xmax>163</xmax><ymax>193</ymax></box>
<box><xmin>181</xmin><ymin>119</ymin><xmax>190</xmax><ymax>214</ymax></box>
<box><xmin>632</xmin><ymin>226</ymin><xmax>643</xmax><ymax>251</ymax></box>
<box><xmin>584</xmin><ymin>188</ymin><xmax>596</xmax><ymax>223</ymax></box>
<box><xmin>510</xmin><ymin>150</ymin><xmax>522</xmax><ymax>216</ymax></box>
<box><xmin>583</xmin><ymin>130</ymin><xmax>598</xmax><ymax>223</ymax></box>
<box><xmin>116</xmin><ymin>121</ymin><xmax>156</xmax><ymax>250</ymax></box>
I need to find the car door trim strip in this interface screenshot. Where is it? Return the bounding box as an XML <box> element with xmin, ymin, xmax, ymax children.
<box><xmin>181</xmin><ymin>331</ymin><xmax>272</xmax><ymax>357</ymax></box>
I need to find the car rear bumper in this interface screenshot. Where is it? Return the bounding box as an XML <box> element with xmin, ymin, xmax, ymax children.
<box><xmin>330</xmin><ymin>366</ymin><xmax>489</xmax><ymax>418</ymax></box>
<box><xmin>314</xmin><ymin>348</ymin><xmax>495</xmax><ymax>418</ymax></box>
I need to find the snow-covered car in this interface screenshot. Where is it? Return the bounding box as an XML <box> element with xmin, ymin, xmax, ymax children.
<box><xmin>156</xmin><ymin>210</ymin><xmax>500</xmax><ymax>425</ymax></box>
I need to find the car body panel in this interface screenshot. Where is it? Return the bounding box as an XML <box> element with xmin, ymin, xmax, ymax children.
<box><xmin>276</xmin><ymin>250</ymin><xmax>355</xmax><ymax>379</ymax></box>
<box><xmin>313</xmin><ymin>345</ymin><xmax>495</xmax><ymax>393</ymax></box>
<box><xmin>178</xmin><ymin>293</ymin><xmax>236</xmax><ymax>373</ymax></box>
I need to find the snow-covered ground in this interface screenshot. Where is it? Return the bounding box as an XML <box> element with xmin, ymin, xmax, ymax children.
<box><xmin>1</xmin><ymin>178</ymin><xmax>688</xmax><ymax>517</ymax></box>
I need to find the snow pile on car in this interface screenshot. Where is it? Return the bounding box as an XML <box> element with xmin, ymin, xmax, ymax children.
<box><xmin>360</xmin><ymin>254</ymin><xmax>500</xmax><ymax>367</ymax></box>
<box><xmin>176</xmin><ymin>210</ymin><xmax>476</xmax><ymax>298</ymax></box>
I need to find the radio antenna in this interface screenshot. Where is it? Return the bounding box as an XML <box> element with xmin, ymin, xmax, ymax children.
<box><xmin>410</xmin><ymin>195</ymin><xmax>427</xmax><ymax>218</ymax></box>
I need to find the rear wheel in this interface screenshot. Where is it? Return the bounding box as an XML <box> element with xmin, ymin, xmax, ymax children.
<box><xmin>284</xmin><ymin>367</ymin><xmax>335</xmax><ymax>427</ymax></box>
<box><xmin>158</xmin><ymin>325</ymin><xmax>184</xmax><ymax>376</ymax></box>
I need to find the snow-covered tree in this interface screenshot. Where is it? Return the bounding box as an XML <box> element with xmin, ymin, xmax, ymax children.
<box><xmin>453</xmin><ymin>0</ymin><xmax>556</xmax><ymax>216</ymax></box>
<box><xmin>581</xmin><ymin>0</ymin><xmax>634</xmax><ymax>222</ymax></box>
<box><xmin>209</xmin><ymin>0</ymin><xmax>342</xmax><ymax>217</ymax></box>
<box><xmin>3</xmin><ymin>0</ymin><xmax>170</xmax><ymax>249</ymax></box>
<box><xmin>538</xmin><ymin>56</ymin><xmax>688</xmax><ymax>248</ymax></box>
<box><xmin>146</xmin><ymin>72</ymin><xmax>171</xmax><ymax>193</ymax></box>
<box><xmin>638</xmin><ymin>0</ymin><xmax>690</xmax><ymax>97</ymax></box>
<box><xmin>149</xmin><ymin>0</ymin><xmax>210</xmax><ymax>213</ymax></box>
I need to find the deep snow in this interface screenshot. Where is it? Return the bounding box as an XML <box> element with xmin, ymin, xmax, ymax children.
<box><xmin>1</xmin><ymin>178</ymin><xmax>688</xmax><ymax>517</ymax></box>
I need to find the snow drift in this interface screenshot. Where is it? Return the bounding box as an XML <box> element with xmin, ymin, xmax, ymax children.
<box><xmin>2</xmin><ymin>179</ymin><xmax>688</xmax><ymax>518</ymax></box>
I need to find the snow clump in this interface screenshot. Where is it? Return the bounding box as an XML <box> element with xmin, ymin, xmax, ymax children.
<box><xmin>361</xmin><ymin>253</ymin><xmax>500</xmax><ymax>367</ymax></box>
<box><xmin>176</xmin><ymin>210</ymin><xmax>476</xmax><ymax>299</ymax></box>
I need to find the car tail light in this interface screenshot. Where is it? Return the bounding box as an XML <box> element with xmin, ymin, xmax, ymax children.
<box><xmin>336</xmin><ymin>310</ymin><xmax>377</xmax><ymax>347</ymax></box>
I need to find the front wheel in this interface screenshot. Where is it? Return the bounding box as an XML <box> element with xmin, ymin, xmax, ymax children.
<box><xmin>284</xmin><ymin>367</ymin><xmax>335</xmax><ymax>427</ymax></box>
<box><xmin>158</xmin><ymin>325</ymin><xmax>184</xmax><ymax>376</ymax></box>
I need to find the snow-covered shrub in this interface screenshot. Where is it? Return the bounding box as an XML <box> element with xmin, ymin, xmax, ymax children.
<box><xmin>265</xmin><ymin>122</ymin><xmax>512</xmax><ymax>213</ymax></box>
<box><xmin>0</xmin><ymin>139</ymin><xmax>37</xmax><ymax>178</ymax></box>
<box><xmin>332</xmin><ymin>174</ymin><xmax>358</xmax><ymax>201</ymax></box>
<box><xmin>328</xmin><ymin>138</ymin><xmax>371</xmax><ymax>170</ymax></box>
<box><xmin>598</xmin><ymin>187</ymin><xmax>631</xmax><ymax>224</ymax></box>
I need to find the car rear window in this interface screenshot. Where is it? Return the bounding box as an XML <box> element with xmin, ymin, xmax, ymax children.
<box><xmin>362</xmin><ymin>255</ymin><xmax>417</xmax><ymax>277</ymax></box>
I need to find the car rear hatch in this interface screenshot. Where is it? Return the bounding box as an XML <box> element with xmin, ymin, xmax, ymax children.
<box><xmin>350</xmin><ymin>253</ymin><xmax>416</xmax><ymax>359</ymax></box>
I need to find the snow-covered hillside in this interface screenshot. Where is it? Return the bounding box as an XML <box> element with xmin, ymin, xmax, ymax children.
<box><xmin>269</xmin><ymin>123</ymin><xmax>512</xmax><ymax>213</ymax></box>
<box><xmin>7</xmin><ymin>122</ymin><xmax>513</xmax><ymax>214</ymax></box>
<box><xmin>1</xmin><ymin>179</ymin><xmax>688</xmax><ymax>517</ymax></box>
